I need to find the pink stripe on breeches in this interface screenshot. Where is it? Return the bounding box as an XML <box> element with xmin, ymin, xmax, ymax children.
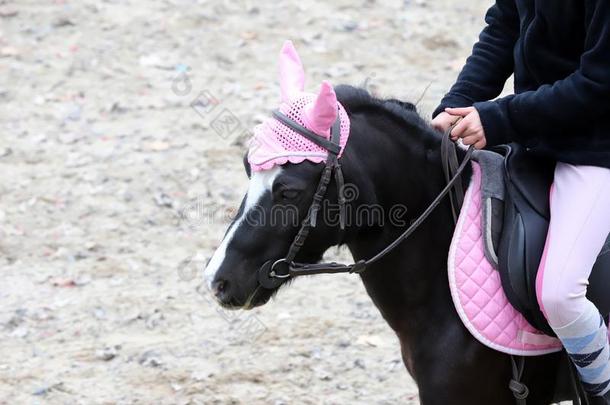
<box><xmin>536</xmin><ymin>162</ymin><xmax>610</xmax><ymax>329</ymax></box>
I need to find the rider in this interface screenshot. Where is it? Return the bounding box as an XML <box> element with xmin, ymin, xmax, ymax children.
<box><xmin>431</xmin><ymin>0</ymin><xmax>610</xmax><ymax>402</ymax></box>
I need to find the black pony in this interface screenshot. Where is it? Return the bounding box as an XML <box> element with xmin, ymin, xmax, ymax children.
<box><xmin>202</xmin><ymin>82</ymin><xmax>577</xmax><ymax>404</ymax></box>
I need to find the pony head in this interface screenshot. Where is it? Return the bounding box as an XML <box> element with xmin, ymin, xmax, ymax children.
<box><xmin>203</xmin><ymin>41</ymin><xmax>351</xmax><ymax>309</ymax></box>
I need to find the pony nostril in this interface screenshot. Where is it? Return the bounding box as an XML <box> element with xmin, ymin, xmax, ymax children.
<box><xmin>211</xmin><ymin>279</ymin><xmax>227</xmax><ymax>297</ymax></box>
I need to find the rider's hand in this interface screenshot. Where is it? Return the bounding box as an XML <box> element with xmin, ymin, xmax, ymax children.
<box><xmin>445</xmin><ymin>107</ymin><xmax>487</xmax><ymax>150</ymax></box>
<box><xmin>431</xmin><ymin>111</ymin><xmax>459</xmax><ymax>133</ymax></box>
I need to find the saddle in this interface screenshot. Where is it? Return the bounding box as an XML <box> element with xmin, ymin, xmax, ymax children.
<box><xmin>496</xmin><ymin>143</ymin><xmax>610</xmax><ymax>336</ymax></box>
<box><xmin>446</xmin><ymin>142</ymin><xmax>610</xmax><ymax>404</ymax></box>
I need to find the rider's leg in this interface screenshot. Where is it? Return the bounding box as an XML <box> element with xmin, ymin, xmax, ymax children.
<box><xmin>536</xmin><ymin>162</ymin><xmax>610</xmax><ymax>398</ymax></box>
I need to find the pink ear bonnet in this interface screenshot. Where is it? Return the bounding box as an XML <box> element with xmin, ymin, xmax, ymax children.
<box><xmin>247</xmin><ymin>41</ymin><xmax>351</xmax><ymax>171</ymax></box>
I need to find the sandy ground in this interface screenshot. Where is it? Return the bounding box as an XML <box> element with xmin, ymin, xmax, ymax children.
<box><xmin>0</xmin><ymin>0</ymin><xmax>493</xmax><ymax>403</ymax></box>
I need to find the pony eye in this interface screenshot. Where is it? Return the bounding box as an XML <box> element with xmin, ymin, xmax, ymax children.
<box><xmin>281</xmin><ymin>190</ymin><xmax>300</xmax><ymax>200</ymax></box>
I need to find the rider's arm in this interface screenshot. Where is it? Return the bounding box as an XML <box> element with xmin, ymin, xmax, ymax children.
<box><xmin>432</xmin><ymin>0</ymin><xmax>519</xmax><ymax>118</ymax></box>
<box><xmin>475</xmin><ymin>0</ymin><xmax>610</xmax><ymax>147</ymax></box>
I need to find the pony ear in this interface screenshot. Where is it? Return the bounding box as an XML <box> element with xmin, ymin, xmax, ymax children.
<box><xmin>304</xmin><ymin>81</ymin><xmax>338</xmax><ymax>135</ymax></box>
<box><xmin>279</xmin><ymin>40</ymin><xmax>305</xmax><ymax>103</ymax></box>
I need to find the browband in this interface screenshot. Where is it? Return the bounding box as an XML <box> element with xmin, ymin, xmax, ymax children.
<box><xmin>272</xmin><ymin>109</ymin><xmax>342</xmax><ymax>155</ymax></box>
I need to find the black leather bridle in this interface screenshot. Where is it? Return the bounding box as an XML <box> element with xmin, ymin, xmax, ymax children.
<box><xmin>256</xmin><ymin>111</ymin><xmax>474</xmax><ymax>289</ymax></box>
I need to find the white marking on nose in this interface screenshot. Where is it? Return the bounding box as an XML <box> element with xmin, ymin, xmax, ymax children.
<box><xmin>203</xmin><ymin>166</ymin><xmax>282</xmax><ymax>289</ymax></box>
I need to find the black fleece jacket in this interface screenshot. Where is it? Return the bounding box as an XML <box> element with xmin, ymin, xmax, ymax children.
<box><xmin>433</xmin><ymin>0</ymin><xmax>610</xmax><ymax>168</ymax></box>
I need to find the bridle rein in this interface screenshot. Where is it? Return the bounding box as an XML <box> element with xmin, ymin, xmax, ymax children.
<box><xmin>256</xmin><ymin>111</ymin><xmax>474</xmax><ymax>290</ymax></box>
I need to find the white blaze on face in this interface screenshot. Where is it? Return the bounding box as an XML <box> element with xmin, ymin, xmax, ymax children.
<box><xmin>203</xmin><ymin>166</ymin><xmax>282</xmax><ymax>289</ymax></box>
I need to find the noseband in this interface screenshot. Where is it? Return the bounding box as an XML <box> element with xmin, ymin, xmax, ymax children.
<box><xmin>257</xmin><ymin>112</ymin><xmax>474</xmax><ymax>289</ymax></box>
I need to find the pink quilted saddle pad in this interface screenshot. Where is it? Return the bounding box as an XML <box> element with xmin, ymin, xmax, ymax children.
<box><xmin>448</xmin><ymin>162</ymin><xmax>563</xmax><ymax>356</ymax></box>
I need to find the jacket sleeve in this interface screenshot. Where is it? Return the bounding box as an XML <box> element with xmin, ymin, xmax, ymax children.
<box><xmin>477</xmin><ymin>0</ymin><xmax>610</xmax><ymax>147</ymax></box>
<box><xmin>432</xmin><ymin>0</ymin><xmax>519</xmax><ymax>118</ymax></box>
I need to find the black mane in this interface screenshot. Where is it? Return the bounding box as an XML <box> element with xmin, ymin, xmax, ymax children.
<box><xmin>334</xmin><ymin>84</ymin><xmax>436</xmax><ymax>142</ymax></box>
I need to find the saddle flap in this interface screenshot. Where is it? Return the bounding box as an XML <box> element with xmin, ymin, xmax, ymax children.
<box><xmin>498</xmin><ymin>145</ymin><xmax>557</xmax><ymax>335</ymax></box>
<box><xmin>498</xmin><ymin>144</ymin><xmax>610</xmax><ymax>335</ymax></box>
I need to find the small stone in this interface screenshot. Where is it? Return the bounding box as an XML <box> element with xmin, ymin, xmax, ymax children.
<box><xmin>316</xmin><ymin>369</ymin><xmax>332</xmax><ymax>381</ymax></box>
<box><xmin>310</xmin><ymin>347</ymin><xmax>322</xmax><ymax>359</ymax></box>
<box><xmin>58</xmin><ymin>132</ymin><xmax>83</xmax><ymax>144</ymax></box>
<box><xmin>109</xmin><ymin>102</ymin><xmax>128</xmax><ymax>114</ymax></box>
<box><xmin>139</xmin><ymin>350</ymin><xmax>163</xmax><ymax>368</ymax></box>
<box><xmin>355</xmin><ymin>334</ymin><xmax>385</xmax><ymax>347</ymax></box>
<box><xmin>10</xmin><ymin>326</ymin><xmax>28</xmax><ymax>338</ymax></box>
<box><xmin>139</xmin><ymin>54</ymin><xmax>162</xmax><ymax>67</ymax></box>
<box><xmin>53</xmin><ymin>17</ymin><xmax>75</xmax><ymax>27</ymax></box>
<box><xmin>277</xmin><ymin>312</ymin><xmax>291</xmax><ymax>320</ymax></box>
<box><xmin>0</xmin><ymin>46</ymin><xmax>19</xmax><ymax>57</ymax></box>
<box><xmin>240</xmin><ymin>31</ymin><xmax>258</xmax><ymax>40</ymax></box>
<box><xmin>62</xmin><ymin>104</ymin><xmax>82</xmax><ymax>122</ymax></box>
<box><xmin>189</xmin><ymin>168</ymin><xmax>200</xmax><ymax>180</ymax></box>
<box><xmin>144</xmin><ymin>309</ymin><xmax>164</xmax><ymax>330</ymax></box>
<box><xmin>32</xmin><ymin>382</ymin><xmax>65</xmax><ymax>396</ymax></box>
<box><xmin>0</xmin><ymin>8</ymin><xmax>18</xmax><ymax>18</ymax></box>
<box><xmin>96</xmin><ymin>345</ymin><xmax>120</xmax><ymax>361</ymax></box>
<box><xmin>74</xmin><ymin>274</ymin><xmax>92</xmax><ymax>286</ymax></box>
<box><xmin>32</xmin><ymin>387</ymin><xmax>48</xmax><ymax>396</ymax></box>
<box><xmin>139</xmin><ymin>54</ymin><xmax>173</xmax><ymax>70</ymax></box>
<box><xmin>154</xmin><ymin>193</ymin><xmax>174</xmax><ymax>208</ymax></box>
<box><xmin>51</xmin><ymin>278</ymin><xmax>76</xmax><ymax>288</ymax></box>
<box><xmin>84</xmin><ymin>241</ymin><xmax>98</xmax><ymax>251</ymax></box>
<box><xmin>144</xmin><ymin>141</ymin><xmax>170</xmax><ymax>152</ymax></box>
<box><xmin>31</xmin><ymin>308</ymin><xmax>52</xmax><ymax>321</ymax></box>
<box><xmin>336</xmin><ymin>339</ymin><xmax>351</xmax><ymax>348</ymax></box>
<box><xmin>93</xmin><ymin>307</ymin><xmax>106</xmax><ymax>320</ymax></box>
<box><xmin>342</xmin><ymin>21</ymin><xmax>359</xmax><ymax>32</ymax></box>
<box><xmin>191</xmin><ymin>370</ymin><xmax>212</xmax><ymax>381</ymax></box>
<box><xmin>5</xmin><ymin>311</ymin><xmax>25</xmax><ymax>330</ymax></box>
